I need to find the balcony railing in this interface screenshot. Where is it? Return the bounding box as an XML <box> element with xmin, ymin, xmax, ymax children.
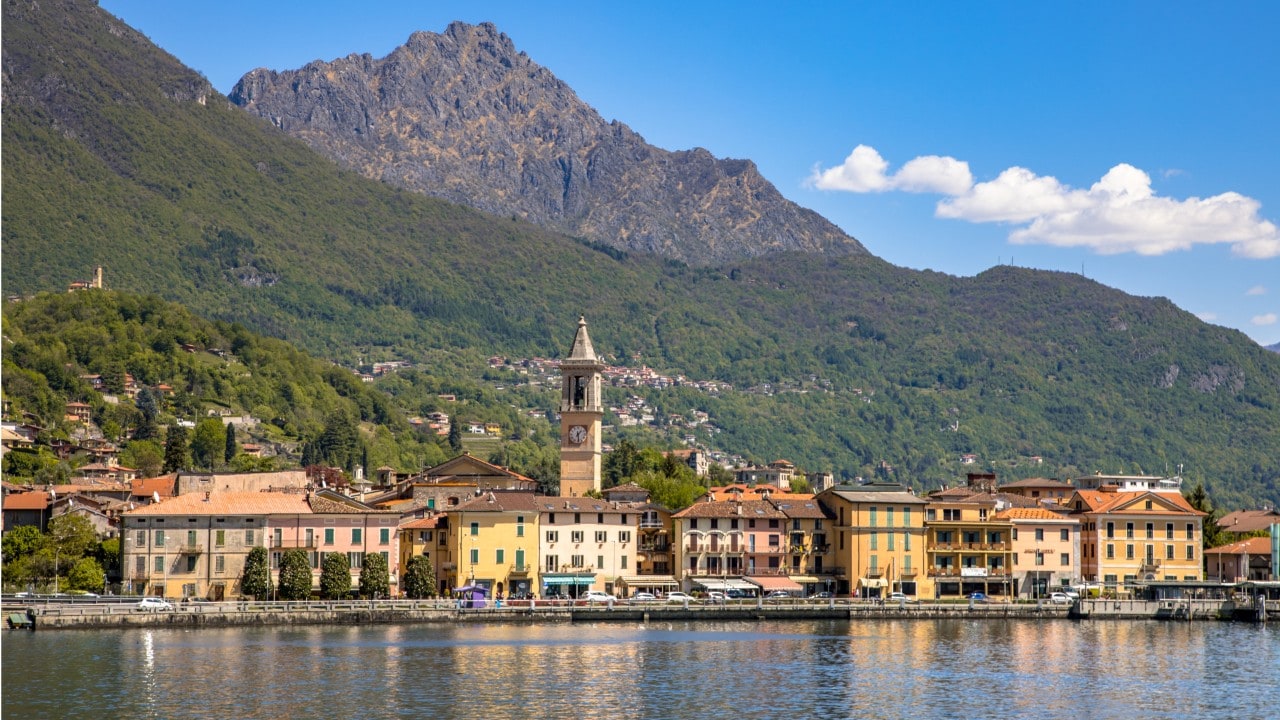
<box><xmin>789</xmin><ymin>545</ymin><xmax>808</xmax><ymax>555</ymax></box>
<box><xmin>928</xmin><ymin>542</ymin><xmax>1010</xmax><ymax>552</ymax></box>
<box><xmin>811</xmin><ymin>544</ymin><xmax>831</xmax><ymax>555</ymax></box>
<box><xmin>639</xmin><ymin>543</ymin><xmax>671</xmax><ymax>553</ymax></box>
<box><xmin>639</xmin><ymin>520</ymin><xmax>665</xmax><ymax>529</ymax></box>
<box><xmin>178</xmin><ymin>544</ymin><xmax>203</xmax><ymax>554</ymax></box>
<box><xmin>272</xmin><ymin>540</ymin><xmax>318</xmax><ymax>550</ymax></box>
<box><xmin>509</xmin><ymin>564</ymin><xmax>532</xmax><ymax>574</ymax></box>
<box><xmin>928</xmin><ymin>567</ymin><xmax>1011</xmax><ymax>578</ymax></box>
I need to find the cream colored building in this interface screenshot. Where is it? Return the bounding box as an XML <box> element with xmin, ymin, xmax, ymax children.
<box><xmin>996</xmin><ymin>507</ymin><xmax>1081</xmax><ymax>599</ymax></box>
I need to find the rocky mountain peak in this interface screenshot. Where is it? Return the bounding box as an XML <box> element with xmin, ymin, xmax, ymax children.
<box><xmin>230</xmin><ymin>21</ymin><xmax>865</xmax><ymax>265</ymax></box>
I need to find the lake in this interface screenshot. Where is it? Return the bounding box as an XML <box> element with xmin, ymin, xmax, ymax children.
<box><xmin>3</xmin><ymin>619</ymin><xmax>1277</xmax><ymax>719</ymax></box>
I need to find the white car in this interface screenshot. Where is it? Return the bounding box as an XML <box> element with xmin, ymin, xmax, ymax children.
<box><xmin>665</xmin><ymin>591</ymin><xmax>694</xmax><ymax>603</ymax></box>
<box><xmin>1048</xmin><ymin>592</ymin><xmax>1073</xmax><ymax>605</ymax></box>
<box><xmin>888</xmin><ymin>592</ymin><xmax>916</xmax><ymax>603</ymax></box>
<box><xmin>630</xmin><ymin>592</ymin><xmax>657</xmax><ymax>603</ymax></box>
<box><xmin>137</xmin><ymin>597</ymin><xmax>174</xmax><ymax>611</ymax></box>
<box><xmin>582</xmin><ymin>590</ymin><xmax>616</xmax><ymax>603</ymax></box>
<box><xmin>705</xmin><ymin>590</ymin><xmax>727</xmax><ymax>602</ymax></box>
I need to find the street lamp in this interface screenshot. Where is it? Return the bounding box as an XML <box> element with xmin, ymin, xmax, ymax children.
<box><xmin>54</xmin><ymin>546</ymin><xmax>61</xmax><ymax>595</ymax></box>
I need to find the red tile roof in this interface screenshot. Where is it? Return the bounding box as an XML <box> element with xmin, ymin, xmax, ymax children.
<box><xmin>124</xmin><ymin>491</ymin><xmax>312</xmax><ymax>516</ymax></box>
<box><xmin>3</xmin><ymin>491</ymin><xmax>51</xmax><ymax>510</ymax></box>
<box><xmin>1204</xmin><ymin>536</ymin><xmax>1273</xmax><ymax>555</ymax></box>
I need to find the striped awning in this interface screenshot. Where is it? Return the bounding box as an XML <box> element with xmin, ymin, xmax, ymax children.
<box><xmin>620</xmin><ymin>575</ymin><xmax>679</xmax><ymax>588</ymax></box>
<box><xmin>789</xmin><ymin>575</ymin><xmax>821</xmax><ymax>584</ymax></box>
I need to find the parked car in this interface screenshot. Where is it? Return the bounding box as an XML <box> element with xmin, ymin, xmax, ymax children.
<box><xmin>583</xmin><ymin>590</ymin><xmax>616</xmax><ymax>603</ymax></box>
<box><xmin>966</xmin><ymin>592</ymin><xmax>990</xmax><ymax>603</ymax></box>
<box><xmin>809</xmin><ymin>591</ymin><xmax>834</xmax><ymax>599</ymax></box>
<box><xmin>1048</xmin><ymin>592</ymin><xmax>1073</xmax><ymax>605</ymax></box>
<box><xmin>630</xmin><ymin>592</ymin><xmax>657</xmax><ymax>603</ymax></box>
<box><xmin>726</xmin><ymin>588</ymin><xmax>753</xmax><ymax>599</ymax></box>
<box><xmin>705</xmin><ymin>591</ymin><xmax>727</xmax><ymax>603</ymax></box>
<box><xmin>137</xmin><ymin>597</ymin><xmax>174</xmax><ymax>611</ymax></box>
<box><xmin>764</xmin><ymin>590</ymin><xmax>793</xmax><ymax>602</ymax></box>
<box><xmin>888</xmin><ymin>592</ymin><xmax>916</xmax><ymax>603</ymax></box>
<box><xmin>665</xmin><ymin>591</ymin><xmax>694</xmax><ymax>603</ymax></box>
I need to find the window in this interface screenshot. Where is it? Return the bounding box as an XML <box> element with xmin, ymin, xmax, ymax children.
<box><xmin>271</xmin><ymin>552</ymin><xmax>280</xmax><ymax>570</ymax></box>
<box><xmin>901</xmin><ymin>508</ymin><xmax>910</xmax><ymax>527</ymax></box>
<box><xmin>136</xmin><ymin>530</ymin><xmax>146</xmax><ymax>546</ymax></box>
<box><xmin>155</xmin><ymin>530</ymin><xmax>166</xmax><ymax>547</ymax></box>
<box><xmin>979</xmin><ymin>508</ymin><xmax>988</xmax><ymax>521</ymax></box>
<box><xmin>571</xmin><ymin>554</ymin><xmax>584</xmax><ymax>568</ymax></box>
<box><xmin>274</xmin><ymin>529</ymin><xmax>283</xmax><ymax>548</ymax></box>
<box><xmin>943</xmin><ymin>509</ymin><xmax>961</xmax><ymax>522</ymax></box>
<box><xmin>470</xmin><ymin>523</ymin><xmax>479</xmax><ymax>537</ymax></box>
<box><xmin>348</xmin><ymin>552</ymin><xmax>364</xmax><ymax>568</ymax></box>
<box><xmin>215</xmin><ymin>530</ymin><xmax>225</xmax><ymax>547</ymax></box>
<box><xmin>689</xmin><ymin>519</ymin><xmax>698</xmax><ymax>530</ymax></box>
<box><xmin>730</xmin><ymin>519</ymin><xmax>739</xmax><ymax>529</ymax></box>
<box><xmin>621</xmin><ymin>555</ymin><xmax>628</xmax><ymax>570</ymax></box>
<box><xmin>1035</xmin><ymin>528</ymin><xmax>1044</xmax><ymax>542</ymax></box>
<box><xmin>1165</xmin><ymin>523</ymin><xmax>1174</xmax><ymax>539</ymax></box>
<box><xmin>186</xmin><ymin>556</ymin><xmax>197</xmax><ymax>573</ymax></box>
<box><xmin>215</xmin><ymin>555</ymin><xmax>225</xmax><ymax>573</ymax></box>
<box><xmin>887</xmin><ymin>532</ymin><xmax>895</xmax><ymax>551</ymax></box>
<box><xmin>1185</xmin><ymin>523</ymin><xmax>1194</xmax><ymax>539</ymax></box>
<box><xmin>1060</xmin><ymin>528</ymin><xmax>1069</xmax><ymax>542</ymax></box>
<box><xmin>710</xmin><ymin>519</ymin><xmax>719</xmax><ymax>530</ymax></box>
<box><xmin>904</xmin><ymin>533</ymin><xmax>911</xmax><ymax>551</ymax></box>
<box><xmin>545</xmin><ymin>554</ymin><xmax>559</xmax><ymax>572</ymax></box>
<box><xmin>380</xmin><ymin>528</ymin><xmax>390</xmax><ymax>545</ymax></box>
<box><xmin>352</xmin><ymin>528</ymin><xmax>363</xmax><ymax>544</ymax></box>
<box><xmin>420</xmin><ymin>531</ymin><xmax>432</xmax><ymax>542</ymax></box>
<box><xmin>516</xmin><ymin>517</ymin><xmax>525</xmax><ymax>537</ymax></box>
<box><xmin>470</xmin><ymin>548</ymin><xmax>479</xmax><ymax>564</ymax></box>
<box><xmin>1106</xmin><ymin>522</ymin><xmax>1115</xmax><ymax>539</ymax></box>
<box><xmin>154</xmin><ymin>556</ymin><xmax>164</xmax><ymax>572</ymax></box>
<box><xmin>188</xmin><ymin>530</ymin><xmax>198</xmax><ymax>546</ymax></box>
<box><xmin>1186</xmin><ymin>545</ymin><xmax>1195</xmax><ymax>560</ymax></box>
<box><xmin>870</xmin><ymin>532</ymin><xmax>878</xmax><ymax>551</ymax></box>
<box><xmin>869</xmin><ymin>507</ymin><xmax>878</xmax><ymax>527</ymax></box>
<box><xmin>571</xmin><ymin>531</ymin><xmax>584</xmax><ymax>543</ymax></box>
<box><xmin>595</xmin><ymin>531</ymin><xmax>607</xmax><ymax>543</ymax></box>
<box><xmin>1145</xmin><ymin>523</ymin><xmax>1154</xmax><ymax>539</ymax></box>
<box><xmin>769</xmin><ymin>519</ymin><xmax>779</xmax><ymax>529</ymax></box>
<box><xmin>515</xmin><ymin>549</ymin><xmax>526</xmax><ymax>569</ymax></box>
<box><xmin>886</xmin><ymin>508</ymin><xmax>895</xmax><ymax>528</ymax></box>
<box><xmin>306</xmin><ymin>529</ymin><xmax>315</xmax><ymax>547</ymax></box>
<box><xmin>926</xmin><ymin>508</ymin><xmax>937</xmax><ymax>522</ymax></box>
<box><xmin>548</xmin><ymin>513</ymin><xmax>556</xmax><ymax>524</ymax></box>
<box><xmin>324</xmin><ymin>529</ymin><xmax>335</xmax><ymax>545</ymax></box>
<box><xmin>597</xmin><ymin>555</ymin><xmax>604</xmax><ymax>569</ymax></box>
<box><xmin>495</xmin><ymin>549</ymin><xmax>505</xmax><ymax>564</ymax></box>
<box><xmin>869</xmin><ymin>555</ymin><xmax>878</xmax><ymax>572</ymax></box>
<box><xmin>1106</xmin><ymin>544</ymin><xmax>1115</xmax><ymax>559</ymax></box>
<box><xmin>246</xmin><ymin>530</ymin><xmax>255</xmax><ymax>546</ymax></box>
<box><xmin>546</xmin><ymin>530</ymin><xmax>559</xmax><ymax>543</ymax></box>
<box><xmin>1035</xmin><ymin>552</ymin><xmax>1045</xmax><ymax>566</ymax></box>
<box><xmin>1060</xmin><ymin>553</ymin><xmax>1070</xmax><ymax>566</ymax></box>
<box><xmin>618</xmin><ymin>531</ymin><xmax>631</xmax><ymax>544</ymax></box>
<box><xmin>1126</xmin><ymin>544</ymin><xmax>1135</xmax><ymax>560</ymax></box>
<box><xmin>597</xmin><ymin>513</ymin><xmax>604</xmax><ymax>524</ymax></box>
<box><xmin>574</xmin><ymin>513</ymin><xmax>581</xmax><ymax>524</ymax></box>
<box><xmin>1126</xmin><ymin>522</ymin><xmax>1134</xmax><ymax>539</ymax></box>
<box><xmin>1166</xmin><ymin>545</ymin><xmax>1174</xmax><ymax>560</ymax></box>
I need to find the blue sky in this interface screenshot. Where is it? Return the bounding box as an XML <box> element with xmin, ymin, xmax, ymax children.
<box><xmin>100</xmin><ymin>1</ymin><xmax>1280</xmax><ymax>346</ymax></box>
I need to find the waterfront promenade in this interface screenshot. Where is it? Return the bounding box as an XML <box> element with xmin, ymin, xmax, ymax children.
<box><xmin>8</xmin><ymin>595</ymin><xmax>1272</xmax><ymax>631</ymax></box>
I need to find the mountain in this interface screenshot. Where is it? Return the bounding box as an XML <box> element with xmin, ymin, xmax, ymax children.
<box><xmin>1267</xmin><ymin>342</ymin><xmax>1280</xmax><ymax>354</ymax></box>
<box><xmin>227</xmin><ymin>22</ymin><xmax>866</xmax><ymax>266</ymax></box>
<box><xmin>4</xmin><ymin>0</ymin><xmax>1279</xmax><ymax>510</ymax></box>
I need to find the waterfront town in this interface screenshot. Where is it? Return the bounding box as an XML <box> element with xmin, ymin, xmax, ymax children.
<box><xmin>3</xmin><ymin>318</ymin><xmax>1276</xmax><ymax>608</ymax></box>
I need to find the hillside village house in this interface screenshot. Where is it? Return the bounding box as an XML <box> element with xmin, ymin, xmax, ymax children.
<box><xmin>816</xmin><ymin>483</ymin><xmax>930</xmax><ymax>599</ymax></box>
<box><xmin>121</xmin><ymin>490</ymin><xmax>400</xmax><ymax>600</ymax></box>
<box><xmin>733</xmin><ymin>459</ymin><xmax>796</xmax><ymax>490</ymax></box>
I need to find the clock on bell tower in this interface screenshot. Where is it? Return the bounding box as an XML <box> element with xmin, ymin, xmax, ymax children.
<box><xmin>559</xmin><ymin>316</ymin><xmax>604</xmax><ymax>497</ymax></box>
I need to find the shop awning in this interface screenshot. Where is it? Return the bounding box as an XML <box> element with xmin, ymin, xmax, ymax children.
<box><xmin>860</xmin><ymin>577</ymin><xmax>888</xmax><ymax>589</ymax></box>
<box><xmin>789</xmin><ymin>575</ymin><xmax>821</xmax><ymax>584</ymax></box>
<box><xmin>694</xmin><ymin>578</ymin><xmax>730</xmax><ymax>591</ymax></box>
<box><xmin>620</xmin><ymin>575</ymin><xmax>679</xmax><ymax>588</ymax></box>
<box><xmin>747</xmin><ymin>576</ymin><xmax>803</xmax><ymax>592</ymax></box>
<box><xmin>724</xmin><ymin>579</ymin><xmax>757</xmax><ymax>592</ymax></box>
<box><xmin>542</xmin><ymin>574</ymin><xmax>596</xmax><ymax>586</ymax></box>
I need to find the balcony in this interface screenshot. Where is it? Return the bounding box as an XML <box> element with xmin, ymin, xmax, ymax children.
<box><xmin>639</xmin><ymin>543</ymin><xmax>671</xmax><ymax>553</ymax></box>
<box><xmin>130</xmin><ymin>570</ymin><xmax>150</xmax><ymax>580</ymax></box>
<box><xmin>789</xmin><ymin>545</ymin><xmax>808</xmax><ymax>555</ymax></box>
<box><xmin>272</xmin><ymin>540</ymin><xmax>318</xmax><ymax>550</ymax></box>
<box><xmin>1140</xmin><ymin>560</ymin><xmax>1162</xmax><ymax>574</ymax></box>
<box><xmin>811</xmin><ymin>544</ymin><xmax>831</xmax><ymax>555</ymax></box>
<box><xmin>178</xmin><ymin>544</ymin><xmax>203</xmax><ymax>554</ymax></box>
<box><xmin>639</xmin><ymin>519</ymin><xmax>665</xmax><ymax>529</ymax></box>
<box><xmin>509</xmin><ymin>564</ymin><xmax>532</xmax><ymax>574</ymax></box>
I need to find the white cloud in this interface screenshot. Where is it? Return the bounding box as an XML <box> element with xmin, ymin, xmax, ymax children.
<box><xmin>810</xmin><ymin>146</ymin><xmax>1280</xmax><ymax>258</ymax></box>
<box><xmin>1247</xmin><ymin>285</ymin><xmax>1268</xmax><ymax>296</ymax></box>
<box><xmin>809</xmin><ymin>145</ymin><xmax>971</xmax><ymax>195</ymax></box>
<box><xmin>1252</xmin><ymin>313</ymin><xmax>1278</xmax><ymax>326</ymax></box>
<box><xmin>1196</xmin><ymin>311</ymin><xmax>1219</xmax><ymax>322</ymax></box>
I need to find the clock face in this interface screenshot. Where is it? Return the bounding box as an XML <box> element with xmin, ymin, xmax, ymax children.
<box><xmin>568</xmin><ymin>425</ymin><xmax>588</xmax><ymax>444</ymax></box>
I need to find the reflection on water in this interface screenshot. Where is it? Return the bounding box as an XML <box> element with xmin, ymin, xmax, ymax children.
<box><xmin>4</xmin><ymin>620</ymin><xmax>1277</xmax><ymax>719</ymax></box>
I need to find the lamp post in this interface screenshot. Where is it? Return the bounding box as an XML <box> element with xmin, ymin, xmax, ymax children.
<box><xmin>54</xmin><ymin>546</ymin><xmax>61</xmax><ymax>595</ymax></box>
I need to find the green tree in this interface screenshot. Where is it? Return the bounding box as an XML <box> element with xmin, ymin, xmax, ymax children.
<box><xmin>224</xmin><ymin>423</ymin><xmax>237</xmax><ymax>464</ymax></box>
<box><xmin>402</xmin><ymin>554</ymin><xmax>437</xmax><ymax>599</ymax></box>
<box><xmin>448</xmin><ymin>416</ymin><xmax>462</xmax><ymax>453</ymax></box>
<box><xmin>163</xmin><ymin>424</ymin><xmax>190</xmax><ymax>472</ymax></box>
<box><xmin>603</xmin><ymin>439</ymin><xmax>640</xmax><ymax>486</ymax></box>
<box><xmin>359</xmin><ymin>551</ymin><xmax>390</xmax><ymax>599</ymax></box>
<box><xmin>47</xmin><ymin>514</ymin><xmax>97</xmax><ymax>561</ymax></box>
<box><xmin>1185</xmin><ymin>481</ymin><xmax>1224</xmax><ymax>548</ymax></box>
<box><xmin>320</xmin><ymin>551</ymin><xmax>352</xmax><ymax>599</ymax></box>
<box><xmin>277</xmin><ymin>549</ymin><xmax>312</xmax><ymax>600</ymax></box>
<box><xmin>2</xmin><ymin>525</ymin><xmax>45</xmax><ymax>561</ymax></box>
<box><xmin>190</xmin><ymin>418</ymin><xmax>226</xmax><ymax>470</ymax></box>
<box><xmin>317</xmin><ymin>409</ymin><xmax>358</xmax><ymax>469</ymax></box>
<box><xmin>67</xmin><ymin>557</ymin><xmax>105</xmax><ymax>592</ymax></box>
<box><xmin>97</xmin><ymin>537</ymin><xmax>121</xmax><ymax>581</ymax></box>
<box><xmin>120</xmin><ymin>439</ymin><xmax>164</xmax><ymax>479</ymax></box>
<box><xmin>240</xmin><ymin>546</ymin><xmax>273</xmax><ymax>599</ymax></box>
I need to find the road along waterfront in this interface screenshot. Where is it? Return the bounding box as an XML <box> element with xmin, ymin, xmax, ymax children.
<box><xmin>3</xmin><ymin>618</ymin><xmax>1277</xmax><ymax>719</ymax></box>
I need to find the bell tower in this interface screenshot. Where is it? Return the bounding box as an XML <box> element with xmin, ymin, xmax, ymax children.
<box><xmin>559</xmin><ymin>316</ymin><xmax>604</xmax><ymax>497</ymax></box>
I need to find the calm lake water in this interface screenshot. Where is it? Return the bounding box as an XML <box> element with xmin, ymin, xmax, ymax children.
<box><xmin>3</xmin><ymin>619</ymin><xmax>1277</xmax><ymax>719</ymax></box>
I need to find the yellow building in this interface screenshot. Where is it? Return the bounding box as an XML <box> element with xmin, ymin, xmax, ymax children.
<box><xmin>448</xmin><ymin>491</ymin><xmax>540</xmax><ymax>598</ymax></box>
<box><xmin>816</xmin><ymin>483</ymin><xmax>929</xmax><ymax>599</ymax></box>
<box><xmin>398</xmin><ymin>514</ymin><xmax>451</xmax><ymax>596</ymax></box>
<box><xmin>1069</xmin><ymin>487</ymin><xmax>1205</xmax><ymax>595</ymax></box>
<box><xmin>924</xmin><ymin>494</ymin><xmax>1015</xmax><ymax>600</ymax></box>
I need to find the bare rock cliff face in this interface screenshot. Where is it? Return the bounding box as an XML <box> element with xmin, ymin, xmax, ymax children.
<box><xmin>229</xmin><ymin>22</ymin><xmax>865</xmax><ymax>265</ymax></box>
